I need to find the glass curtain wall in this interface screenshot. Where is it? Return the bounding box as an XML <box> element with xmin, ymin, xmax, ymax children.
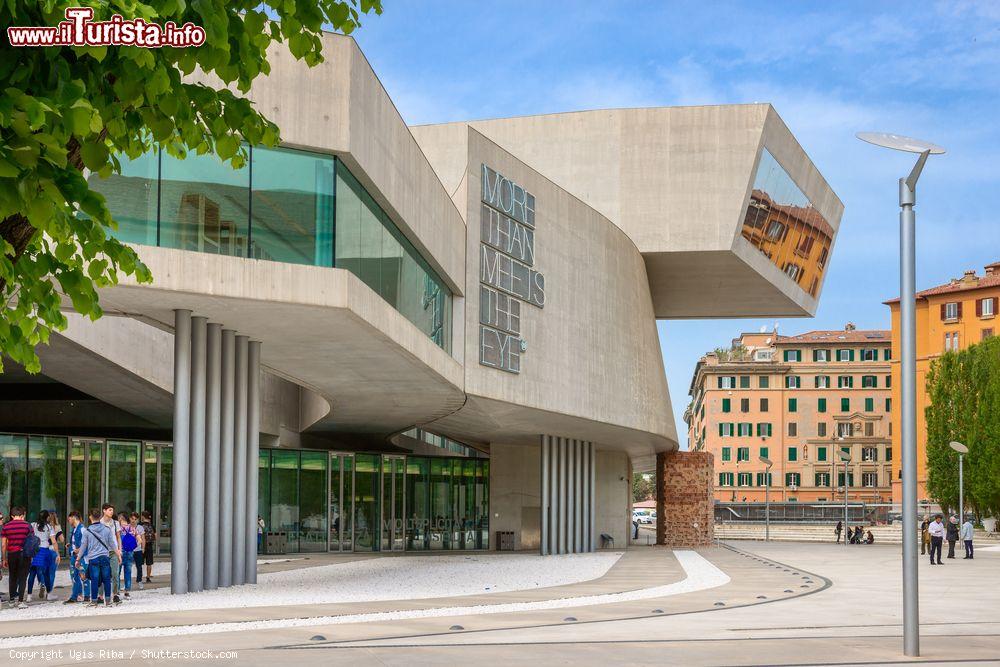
<box><xmin>88</xmin><ymin>148</ymin><xmax>451</xmax><ymax>350</ymax></box>
<box><xmin>0</xmin><ymin>433</ymin><xmax>488</xmax><ymax>553</ymax></box>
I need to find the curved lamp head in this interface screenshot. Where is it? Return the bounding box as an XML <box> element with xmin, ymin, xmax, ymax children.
<box><xmin>838</xmin><ymin>450</ymin><xmax>852</xmax><ymax>463</ymax></box>
<box><xmin>856</xmin><ymin>132</ymin><xmax>946</xmax><ymax>155</ymax></box>
<box><xmin>758</xmin><ymin>456</ymin><xmax>772</xmax><ymax>468</ymax></box>
<box><xmin>949</xmin><ymin>441</ymin><xmax>969</xmax><ymax>454</ymax></box>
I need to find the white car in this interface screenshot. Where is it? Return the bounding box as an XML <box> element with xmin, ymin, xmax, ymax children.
<box><xmin>634</xmin><ymin>513</ymin><xmax>655</xmax><ymax>524</ymax></box>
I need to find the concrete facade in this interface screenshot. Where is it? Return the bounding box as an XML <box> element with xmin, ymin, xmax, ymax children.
<box><xmin>2</xmin><ymin>31</ymin><xmax>843</xmax><ymax>566</ymax></box>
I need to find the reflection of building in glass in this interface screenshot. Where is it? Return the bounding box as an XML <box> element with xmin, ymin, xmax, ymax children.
<box><xmin>741</xmin><ymin>149</ymin><xmax>834</xmax><ymax>297</ymax></box>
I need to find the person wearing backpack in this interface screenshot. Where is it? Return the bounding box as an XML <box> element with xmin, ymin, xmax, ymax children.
<box><xmin>100</xmin><ymin>504</ymin><xmax>123</xmax><ymax>604</ymax></box>
<box><xmin>76</xmin><ymin>508</ymin><xmax>117</xmax><ymax>607</ymax></box>
<box><xmin>63</xmin><ymin>511</ymin><xmax>89</xmax><ymax>604</ymax></box>
<box><xmin>129</xmin><ymin>513</ymin><xmax>146</xmax><ymax>590</ymax></box>
<box><xmin>139</xmin><ymin>511</ymin><xmax>156</xmax><ymax>584</ymax></box>
<box><xmin>118</xmin><ymin>513</ymin><xmax>140</xmax><ymax>599</ymax></box>
<box><xmin>1</xmin><ymin>507</ymin><xmax>35</xmax><ymax>608</ymax></box>
<box><xmin>26</xmin><ymin>509</ymin><xmax>59</xmax><ymax>602</ymax></box>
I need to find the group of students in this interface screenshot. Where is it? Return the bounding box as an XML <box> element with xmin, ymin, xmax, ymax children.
<box><xmin>834</xmin><ymin>521</ymin><xmax>875</xmax><ymax>544</ymax></box>
<box><xmin>0</xmin><ymin>505</ymin><xmax>156</xmax><ymax>609</ymax></box>
<box><xmin>922</xmin><ymin>514</ymin><xmax>975</xmax><ymax>563</ymax></box>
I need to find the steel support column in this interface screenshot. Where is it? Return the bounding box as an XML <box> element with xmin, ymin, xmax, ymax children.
<box><xmin>170</xmin><ymin>310</ymin><xmax>191</xmax><ymax>595</ymax></box>
<box><xmin>233</xmin><ymin>335</ymin><xmax>248</xmax><ymax>585</ymax></box>
<box><xmin>245</xmin><ymin>341</ymin><xmax>261</xmax><ymax>584</ymax></box>
<box><xmin>540</xmin><ymin>435</ymin><xmax>550</xmax><ymax>555</ymax></box>
<box><xmin>204</xmin><ymin>323</ymin><xmax>222</xmax><ymax>590</ymax></box>
<box><xmin>219</xmin><ymin>330</ymin><xmax>235</xmax><ymax>588</ymax></box>
<box><xmin>188</xmin><ymin>316</ymin><xmax>207</xmax><ymax>592</ymax></box>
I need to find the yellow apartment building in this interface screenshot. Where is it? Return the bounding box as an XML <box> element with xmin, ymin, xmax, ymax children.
<box><xmin>885</xmin><ymin>261</ymin><xmax>1000</xmax><ymax>504</ymax></box>
<box><xmin>687</xmin><ymin>325</ymin><xmax>893</xmax><ymax>504</ymax></box>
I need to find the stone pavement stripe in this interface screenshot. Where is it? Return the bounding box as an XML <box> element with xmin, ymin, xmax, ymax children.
<box><xmin>0</xmin><ymin>549</ymin><xmax>731</xmax><ymax>649</ymax></box>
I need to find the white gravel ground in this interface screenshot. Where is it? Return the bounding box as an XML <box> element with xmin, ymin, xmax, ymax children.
<box><xmin>48</xmin><ymin>557</ymin><xmax>302</xmax><ymax>588</ymax></box>
<box><xmin>0</xmin><ymin>550</ymin><xmax>725</xmax><ymax>648</ymax></box>
<box><xmin>6</xmin><ymin>552</ymin><xmax>622</xmax><ymax>622</ymax></box>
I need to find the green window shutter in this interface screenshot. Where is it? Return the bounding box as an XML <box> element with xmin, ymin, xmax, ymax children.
<box><xmin>841</xmin><ymin>397</ymin><xmax>850</xmax><ymax>412</ymax></box>
<box><xmin>783</xmin><ymin>350</ymin><xmax>790</xmax><ymax>362</ymax></box>
<box><xmin>812</xmin><ymin>349</ymin><xmax>819</xmax><ymax>362</ymax></box>
<box><xmin>865</xmin><ymin>398</ymin><xmax>874</xmax><ymax>412</ymax></box>
<box><xmin>818</xmin><ymin>398</ymin><xmax>827</xmax><ymax>413</ymax></box>
<box><xmin>722</xmin><ymin>398</ymin><xmax>731</xmax><ymax>413</ymax></box>
<box><xmin>849</xmin><ymin>349</ymin><xmax>856</xmax><ymax>361</ymax></box>
<box><xmin>718</xmin><ymin>423</ymin><xmax>723</xmax><ymax>436</ymax></box>
<box><xmin>766</xmin><ymin>423</ymin><xmax>773</xmax><ymax>437</ymax></box>
<box><xmin>760</xmin><ymin>446</ymin><xmax>769</xmax><ymax>458</ymax></box>
<box><xmin>818</xmin><ymin>446</ymin><xmax>827</xmax><ymax>462</ymax></box>
<box><xmin>722</xmin><ymin>447</ymin><xmax>731</xmax><ymax>462</ymax></box>
<box><xmin>740</xmin><ymin>375</ymin><xmax>750</xmax><ymax>389</ymax></box>
<box><xmin>788</xmin><ymin>398</ymin><xmax>797</xmax><ymax>412</ymax></box>
<box><xmin>885</xmin><ymin>398</ymin><xmax>892</xmax><ymax>412</ymax></box>
<box><xmin>884</xmin><ymin>348</ymin><xmax>891</xmax><ymax>361</ymax></box>
<box><xmin>788</xmin><ymin>447</ymin><xmax>797</xmax><ymax>462</ymax></box>
<box><xmin>717</xmin><ymin>376</ymin><xmax>723</xmax><ymax>389</ymax></box>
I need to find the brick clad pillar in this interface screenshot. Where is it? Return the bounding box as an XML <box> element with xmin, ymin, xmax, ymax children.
<box><xmin>656</xmin><ymin>450</ymin><xmax>714</xmax><ymax>547</ymax></box>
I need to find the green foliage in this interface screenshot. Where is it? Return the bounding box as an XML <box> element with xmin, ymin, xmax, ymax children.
<box><xmin>632</xmin><ymin>472</ymin><xmax>654</xmax><ymax>503</ymax></box>
<box><xmin>0</xmin><ymin>0</ymin><xmax>382</xmax><ymax>373</ymax></box>
<box><xmin>712</xmin><ymin>343</ymin><xmax>749</xmax><ymax>362</ymax></box>
<box><xmin>925</xmin><ymin>336</ymin><xmax>1000</xmax><ymax>517</ymax></box>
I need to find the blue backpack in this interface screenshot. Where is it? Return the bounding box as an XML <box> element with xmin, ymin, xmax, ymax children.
<box><xmin>21</xmin><ymin>532</ymin><xmax>40</xmax><ymax>560</ymax></box>
<box><xmin>122</xmin><ymin>527</ymin><xmax>137</xmax><ymax>552</ymax></box>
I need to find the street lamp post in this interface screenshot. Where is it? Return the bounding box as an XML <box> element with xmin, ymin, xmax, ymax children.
<box><xmin>759</xmin><ymin>456</ymin><xmax>773</xmax><ymax>541</ymax></box>
<box><xmin>950</xmin><ymin>441</ymin><xmax>969</xmax><ymax>523</ymax></box>
<box><xmin>839</xmin><ymin>448</ymin><xmax>851</xmax><ymax>548</ymax></box>
<box><xmin>857</xmin><ymin>132</ymin><xmax>945</xmax><ymax>659</ymax></box>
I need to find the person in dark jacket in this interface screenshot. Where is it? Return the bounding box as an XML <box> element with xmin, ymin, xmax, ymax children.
<box><xmin>946</xmin><ymin>516</ymin><xmax>960</xmax><ymax>558</ymax></box>
<box><xmin>835</xmin><ymin>521</ymin><xmax>843</xmax><ymax>543</ymax></box>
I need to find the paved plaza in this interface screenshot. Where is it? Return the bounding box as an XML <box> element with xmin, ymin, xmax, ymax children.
<box><xmin>2</xmin><ymin>541</ymin><xmax>998</xmax><ymax>666</ymax></box>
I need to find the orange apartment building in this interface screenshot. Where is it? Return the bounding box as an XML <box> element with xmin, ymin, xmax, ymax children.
<box><xmin>885</xmin><ymin>261</ymin><xmax>1000</xmax><ymax>504</ymax></box>
<box><xmin>686</xmin><ymin>325</ymin><xmax>893</xmax><ymax>504</ymax></box>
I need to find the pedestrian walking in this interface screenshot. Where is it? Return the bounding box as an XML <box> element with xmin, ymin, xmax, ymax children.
<box><xmin>100</xmin><ymin>504</ymin><xmax>122</xmax><ymax>604</ymax></box>
<box><xmin>961</xmin><ymin>517</ymin><xmax>974</xmax><ymax>559</ymax></box>
<box><xmin>63</xmin><ymin>511</ymin><xmax>89</xmax><ymax>604</ymax></box>
<box><xmin>928</xmin><ymin>514</ymin><xmax>945</xmax><ymax>565</ymax></box>
<box><xmin>46</xmin><ymin>512</ymin><xmax>64</xmax><ymax>596</ymax></box>
<box><xmin>920</xmin><ymin>516</ymin><xmax>930</xmax><ymax>555</ymax></box>
<box><xmin>77</xmin><ymin>508</ymin><xmax>117</xmax><ymax>607</ymax></box>
<box><xmin>26</xmin><ymin>510</ymin><xmax>59</xmax><ymax>602</ymax></box>
<box><xmin>118</xmin><ymin>513</ymin><xmax>140</xmax><ymax>599</ymax></box>
<box><xmin>1</xmin><ymin>507</ymin><xmax>33</xmax><ymax>608</ymax></box>
<box><xmin>257</xmin><ymin>516</ymin><xmax>265</xmax><ymax>553</ymax></box>
<box><xmin>835</xmin><ymin>520</ymin><xmax>843</xmax><ymax>543</ymax></box>
<box><xmin>946</xmin><ymin>515</ymin><xmax>959</xmax><ymax>559</ymax></box>
<box><xmin>139</xmin><ymin>511</ymin><xmax>155</xmax><ymax>584</ymax></box>
<box><xmin>129</xmin><ymin>513</ymin><xmax>145</xmax><ymax>590</ymax></box>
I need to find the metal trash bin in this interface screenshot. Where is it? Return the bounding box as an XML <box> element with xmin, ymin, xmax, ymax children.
<box><xmin>496</xmin><ymin>530</ymin><xmax>516</xmax><ymax>551</ymax></box>
<box><xmin>265</xmin><ymin>531</ymin><xmax>287</xmax><ymax>555</ymax></box>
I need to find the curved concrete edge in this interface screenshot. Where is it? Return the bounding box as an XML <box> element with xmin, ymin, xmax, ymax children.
<box><xmin>0</xmin><ymin>550</ymin><xmax>727</xmax><ymax>649</ymax></box>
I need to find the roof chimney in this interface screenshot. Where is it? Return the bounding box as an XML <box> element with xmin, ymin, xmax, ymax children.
<box><xmin>962</xmin><ymin>269</ymin><xmax>978</xmax><ymax>283</ymax></box>
<box><xmin>985</xmin><ymin>261</ymin><xmax>1000</xmax><ymax>275</ymax></box>
<box><xmin>845</xmin><ymin>322</ymin><xmax>856</xmax><ymax>331</ymax></box>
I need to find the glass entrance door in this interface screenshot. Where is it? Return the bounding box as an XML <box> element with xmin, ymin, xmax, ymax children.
<box><xmin>381</xmin><ymin>456</ymin><xmax>405</xmax><ymax>551</ymax></box>
<box><xmin>328</xmin><ymin>453</ymin><xmax>354</xmax><ymax>552</ymax></box>
<box><xmin>68</xmin><ymin>439</ymin><xmax>103</xmax><ymax>523</ymax></box>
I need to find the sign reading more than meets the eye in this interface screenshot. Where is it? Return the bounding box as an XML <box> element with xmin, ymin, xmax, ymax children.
<box><xmin>479</xmin><ymin>164</ymin><xmax>545</xmax><ymax>374</ymax></box>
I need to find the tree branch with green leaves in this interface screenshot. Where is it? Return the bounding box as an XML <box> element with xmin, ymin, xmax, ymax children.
<box><xmin>0</xmin><ymin>0</ymin><xmax>382</xmax><ymax>373</ymax></box>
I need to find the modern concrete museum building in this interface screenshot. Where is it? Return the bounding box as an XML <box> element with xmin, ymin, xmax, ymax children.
<box><xmin>0</xmin><ymin>33</ymin><xmax>842</xmax><ymax>590</ymax></box>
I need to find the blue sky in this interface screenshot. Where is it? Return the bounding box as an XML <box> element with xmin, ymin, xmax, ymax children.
<box><xmin>351</xmin><ymin>1</ymin><xmax>1000</xmax><ymax>448</ymax></box>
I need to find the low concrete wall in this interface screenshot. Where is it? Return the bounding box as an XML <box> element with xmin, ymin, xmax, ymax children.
<box><xmin>594</xmin><ymin>449</ymin><xmax>630</xmax><ymax>548</ymax></box>
<box><xmin>489</xmin><ymin>442</ymin><xmax>541</xmax><ymax>550</ymax></box>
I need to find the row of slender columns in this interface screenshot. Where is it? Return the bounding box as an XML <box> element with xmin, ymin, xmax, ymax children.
<box><xmin>540</xmin><ymin>436</ymin><xmax>595</xmax><ymax>555</ymax></box>
<box><xmin>171</xmin><ymin>310</ymin><xmax>261</xmax><ymax>594</ymax></box>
